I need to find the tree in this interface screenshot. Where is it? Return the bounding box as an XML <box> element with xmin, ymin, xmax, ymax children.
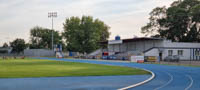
<box><xmin>141</xmin><ymin>6</ymin><xmax>167</xmax><ymax>36</ymax></box>
<box><xmin>10</xmin><ymin>38</ymin><xmax>26</xmax><ymax>53</ymax></box>
<box><xmin>29</xmin><ymin>26</ymin><xmax>63</xmax><ymax>49</ymax></box>
<box><xmin>141</xmin><ymin>0</ymin><xmax>200</xmax><ymax>42</ymax></box>
<box><xmin>2</xmin><ymin>43</ymin><xmax>9</xmax><ymax>48</ymax></box>
<box><xmin>63</xmin><ymin>16</ymin><xmax>110</xmax><ymax>54</ymax></box>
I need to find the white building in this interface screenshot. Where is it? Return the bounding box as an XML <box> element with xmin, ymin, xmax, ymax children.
<box><xmin>100</xmin><ymin>37</ymin><xmax>200</xmax><ymax>61</ymax></box>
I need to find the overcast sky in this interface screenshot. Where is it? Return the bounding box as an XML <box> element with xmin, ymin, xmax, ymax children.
<box><xmin>0</xmin><ymin>0</ymin><xmax>176</xmax><ymax>46</ymax></box>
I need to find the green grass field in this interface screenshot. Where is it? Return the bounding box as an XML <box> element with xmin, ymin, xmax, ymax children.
<box><xmin>0</xmin><ymin>59</ymin><xmax>150</xmax><ymax>78</ymax></box>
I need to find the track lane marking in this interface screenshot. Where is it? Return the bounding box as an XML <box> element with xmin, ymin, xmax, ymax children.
<box><xmin>118</xmin><ymin>69</ymin><xmax>155</xmax><ymax>90</ymax></box>
<box><xmin>185</xmin><ymin>75</ymin><xmax>193</xmax><ymax>90</ymax></box>
<box><xmin>154</xmin><ymin>72</ymin><xmax>173</xmax><ymax>90</ymax></box>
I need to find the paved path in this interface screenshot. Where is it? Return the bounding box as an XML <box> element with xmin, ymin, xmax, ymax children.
<box><xmin>36</xmin><ymin>58</ymin><xmax>200</xmax><ymax>90</ymax></box>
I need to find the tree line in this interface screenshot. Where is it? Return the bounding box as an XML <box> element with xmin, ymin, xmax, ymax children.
<box><xmin>3</xmin><ymin>0</ymin><xmax>200</xmax><ymax>54</ymax></box>
<box><xmin>2</xmin><ymin>16</ymin><xmax>110</xmax><ymax>54</ymax></box>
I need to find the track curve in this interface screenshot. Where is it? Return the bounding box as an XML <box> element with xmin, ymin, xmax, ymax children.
<box><xmin>36</xmin><ymin>58</ymin><xmax>200</xmax><ymax>90</ymax></box>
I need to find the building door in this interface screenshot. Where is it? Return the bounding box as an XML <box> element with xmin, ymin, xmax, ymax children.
<box><xmin>159</xmin><ymin>53</ymin><xmax>163</xmax><ymax>61</ymax></box>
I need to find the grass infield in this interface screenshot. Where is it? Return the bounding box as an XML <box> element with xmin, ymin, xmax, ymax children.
<box><xmin>0</xmin><ymin>59</ymin><xmax>150</xmax><ymax>78</ymax></box>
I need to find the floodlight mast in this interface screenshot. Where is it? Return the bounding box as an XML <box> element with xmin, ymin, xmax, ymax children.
<box><xmin>48</xmin><ymin>12</ymin><xmax>57</xmax><ymax>50</ymax></box>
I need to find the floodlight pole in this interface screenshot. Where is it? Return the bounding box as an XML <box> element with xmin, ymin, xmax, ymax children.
<box><xmin>51</xmin><ymin>16</ymin><xmax>54</xmax><ymax>50</ymax></box>
<box><xmin>48</xmin><ymin>12</ymin><xmax>57</xmax><ymax>50</ymax></box>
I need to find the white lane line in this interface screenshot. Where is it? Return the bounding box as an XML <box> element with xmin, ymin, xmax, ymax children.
<box><xmin>118</xmin><ymin>69</ymin><xmax>155</xmax><ymax>90</ymax></box>
<box><xmin>154</xmin><ymin>72</ymin><xmax>173</xmax><ymax>90</ymax></box>
<box><xmin>185</xmin><ymin>75</ymin><xmax>193</xmax><ymax>90</ymax></box>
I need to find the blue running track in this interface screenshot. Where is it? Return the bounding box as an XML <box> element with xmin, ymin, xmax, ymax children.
<box><xmin>1</xmin><ymin>57</ymin><xmax>200</xmax><ymax>90</ymax></box>
<box><xmin>0</xmin><ymin>75</ymin><xmax>150</xmax><ymax>90</ymax></box>
<box><xmin>35</xmin><ymin>58</ymin><xmax>200</xmax><ymax>90</ymax></box>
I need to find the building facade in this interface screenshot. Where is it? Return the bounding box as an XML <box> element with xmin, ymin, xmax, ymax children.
<box><xmin>101</xmin><ymin>37</ymin><xmax>200</xmax><ymax>61</ymax></box>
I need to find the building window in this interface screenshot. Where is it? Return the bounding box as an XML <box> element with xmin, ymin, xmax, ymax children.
<box><xmin>195</xmin><ymin>50</ymin><xmax>200</xmax><ymax>56</ymax></box>
<box><xmin>178</xmin><ymin>50</ymin><xmax>183</xmax><ymax>56</ymax></box>
<box><xmin>168</xmin><ymin>50</ymin><xmax>173</xmax><ymax>56</ymax></box>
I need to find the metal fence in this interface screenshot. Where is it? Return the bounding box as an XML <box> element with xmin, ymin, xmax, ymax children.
<box><xmin>24</xmin><ymin>49</ymin><xmax>55</xmax><ymax>57</ymax></box>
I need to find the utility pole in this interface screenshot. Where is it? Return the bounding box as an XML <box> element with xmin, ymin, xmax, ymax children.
<box><xmin>48</xmin><ymin>12</ymin><xmax>57</xmax><ymax>50</ymax></box>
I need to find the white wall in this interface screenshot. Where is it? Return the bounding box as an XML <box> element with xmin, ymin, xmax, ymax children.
<box><xmin>162</xmin><ymin>49</ymin><xmax>191</xmax><ymax>60</ymax></box>
<box><xmin>145</xmin><ymin>48</ymin><xmax>191</xmax><ymax>60</ymax></box>
<box><xmin>163</xmin><ymin>41</ymin><xmax>200</xmax><ymax>48</ymax></box>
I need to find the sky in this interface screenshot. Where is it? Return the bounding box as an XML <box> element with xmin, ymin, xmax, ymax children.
<box><xmin>0</xmin><ymin>0</ymin><xmax>176</xmax><ymax>46</ymax></box>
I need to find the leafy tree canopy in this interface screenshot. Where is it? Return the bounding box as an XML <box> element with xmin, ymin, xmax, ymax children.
<box><xmin>10</xmin><ymin>38</ymin><xmax>26</xmax><ymax>53</ymax></box>
<box><xmin>2</xmin><ymin>43</ymin><xmax>9</xmax><ymax>48</ymax></box>
<box><xmin>62</xmin><ymin>16</ymin><xmax>110</xmax><ymax>53</ymax></box>
<box><xmin>29</xmin><ymin>26</ymin><xmax>63</xmax><ymax>49</ymax></box>
<box><xmin>141</xmin><ymin>0</ymin><xmax>200</xmax><ymax>42</ymax></box>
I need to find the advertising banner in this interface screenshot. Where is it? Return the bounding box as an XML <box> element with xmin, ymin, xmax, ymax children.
<box><xmin>131</xmin><ymin>56</ymin><xmax>144</xmax><ymax>62</ymax></box>
<box><xmin>146</xmin><ymin>56</ymin><xmax>157</xmax><ymax>62</ymax></box>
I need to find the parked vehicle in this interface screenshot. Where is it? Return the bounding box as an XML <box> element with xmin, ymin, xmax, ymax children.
<box><xmin>164</xmin><ymin>55</ymin><xmax>180</xmax><ymax>62</ymax></box>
